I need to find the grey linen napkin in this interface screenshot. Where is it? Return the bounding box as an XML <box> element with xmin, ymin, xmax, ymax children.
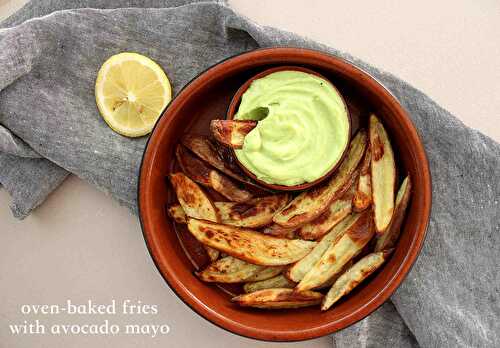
<box><xmin>0</xmin><ymin>1</ymin><xmax>498</xmax><ymax>347</ymax></box>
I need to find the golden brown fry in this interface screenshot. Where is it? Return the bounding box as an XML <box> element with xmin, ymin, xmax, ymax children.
<box><xmin>314</xmin><ymin>260</ymin><xmax>353</xmax><ymax>290</ymax></box>
<box><xmin>167</xmin><ymin>203</ymin><xmax>187</xmax><ymax>224</ymax></box>
<box><xmin>375</xmin><ymin>176</ymin><xmax>412</xmax><ymax>251</ymax></box>
<box><xmin>214</xmin><ymin>194</ymin><xmax>290</xmax><ymax>228</ymax></box>
<box><xmin>169</xmin><ymin>173</ymin><xmax>219</xmax><ymax>222</ymax></box>
<box><xmin>186</xmin><ymin>218</ymin><xmax>316</xmax><ymax>266</ymax></box>
<box><xmin>353</xmin><ymin>146</ymin><xmax>372</xmax><ymax>212</ymax></box>
<box><xmin>169</xmin><ymin>172</ymin><xmax>220</xmax><ymax>261</ymax></box>
<box><xmin>261</xmin><ymin>223</ymin><xmax>296</xmax><ymax>239</ymax></box>
<box><xmin>286</xmin><ymin>214</ymin><xmax>358</xmax><ymax>283</ymax></box>
<box><xmin>210</xmin><ymin>119</ymin><xmax>257</xmax><ymax>149</ymax></box>
<box><xmin>176</xmin><ymin>144</ymin><xmax>252</xmax><ymax>202</ymax></box>
<box><xmin>321</xmin><ymin>250</ymin><xmax>392</xmax><ymax>310</ymax></box>
<box><xmin>295</xmin><ymin>210</ymin><xmax>374</xmax><ymax>292</ymax></box>
<box><xmin>181</xmin><ymin>134</ymin><xmax>250</xmax><ymax>184</ymax></box>
<box><xmin>296</xmin><ymin>197</ymin><xmax>352</xmax><ymax>240</ymax></box>
<box><xmin>243</xmin><ymin>275</ymin><xmax>295</xmax><ymax>293</ymax></box>
<box><xmin>273</xmin><ymin>130</ymin><xmax>367</xmax><ymax>228</ymax></box>
<box><xmin>232</xmin><ymin>288</ymin><xmax>323</xmax><ymax>309</ymax></box>
<box><xmin>196</xmin><ymin>256</ymin><xmax>266</xmax><ymax>283</ymax></box>
<box><xmin>244</xmin><ymin>266</ymin><xmax>285</xmax><ymax>282</ymax></box>
<box><xmin>204</xmin><ymin>246</ymin><xmax>220</xmax><ymax>262</ymax></box>
<box><xmin>209</xmin><ymin>170</ymin><xmax>252</xmax><ymax>202</ymax></box>
<box><xmin>176</xmin><ymin>144</ymin><xmax>211</xmax><ymax>186</ymax></box>
<box><xmin>369</xmin><ymin>115</ymin><xmax>396</xmax><ymax>234</ymax></box>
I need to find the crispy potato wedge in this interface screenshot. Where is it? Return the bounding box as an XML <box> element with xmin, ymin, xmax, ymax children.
<box><xmin>295</xmin><ymin>211</ymin><xmax>374</xmax><ymax>292</ymax></box>
<box><xmin>261</xmin><ymin>223</ymin><xmax>296</xmax><ymax>239</ymax></box>
<box><xmin>353</xmin><ymin>146</ymin><xmax>372</xmax><ymax>212</ymax></box>
<box><xmin>321</xmin><ymin>250</ymin><xmax>391</xmax><ymax>310</ymax></box>
<box><xmin>273</xmin><ymin>130</ymin><xmax>367</xmax><ymax>228</ymax></box>
<box><xmin>169</xmin><ymin>173</ymin><xmax>219</xmax><ymax>222</ymax></box>
<box><xmin>369</xmin><ymin>115</ymin><xmax>396</xmax><ymax>234</ymax></box>
<box><xmin>209</xmin><ymin>171</ymin><xmax>252</xmax><ymax>202</ymax></box>
<box><xmin>176</xmin><ymin>145</ymin><xmax>252</xmax><ymax>202</ymax></box>
<box><xmin>167</xmin><ymin>203</ymin><xmax>187</xmax><ymax>224</ymax></box>
<box><xmin>286</xmin><ymin>214</ymin><xmax>359</xmax><ymax>283</ymax></box>
<box><xmin>243</xmin><ymin>275</ymin><xmax>296</xmax><ymax>293</ymax></box>
<box><xmin>169</xmin><ymin>173</ymin><xmax>220</xmax><ymax>260</ymax></box>
<box><xmin>315</xmin><ymin>260</ymin><xmax>353</xmax><ymax>290</ymax></box>
<box><xmin>375</xmin><ymin>176</ymin><xmax>412</xmax><ymax>251</ymax></box>
<box><xmin>214</xmin><ymin>194</ymin><xmax>290</xmax><ymax>228</ymax></box>
<box><xmin>181</xmin><ymin>134</ymin><xmax>250</xmax><ymax>184</ymax></box>
<box><xmin>244</xmin><ymin>266</ymin><xmax>285</xmax><ymax>282</ymax></box>
<box><xmin>176</xmin><ymin>144</ymin><xmax>211</xmax><ymax>186</ymax></box>
<box><xmin>196</xmin><ymin>256</ymin><xmax>266</xmax><ymax>283</ymax></box>
<box><xmin>296</xmin><ymin>196</ymin><xmax>352</xmax><ymax>240</ymax></box>
<box><xmin>186</xmin><ymin>218</ymin><xmax>316</xmax><ymax>266</ymax></box>
<box><xmin>210</xmin><ymin>119</ymin><xmax>257</xmax><ymax>149</ymax></box>
<box><xmin>204</xmin><ymin>246</ymin><xmax>220</xmax><ymax>262</ymax></box>
<box><xmin>232</xmin><ymin>289</ymin><xmax>323</xmax><ymax>309</ymax></box>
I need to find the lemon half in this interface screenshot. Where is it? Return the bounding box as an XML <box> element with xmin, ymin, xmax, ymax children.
<box><xmin>95</xmin><ymin>52</ymin><xmax>172</xmax><ymax>137</ymax></box>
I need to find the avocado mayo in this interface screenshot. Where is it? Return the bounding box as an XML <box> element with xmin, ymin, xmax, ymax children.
<box><xmin>234</xmin><ymin>70</ymin><xmax>350</xmax><ymax>186</ymax></box>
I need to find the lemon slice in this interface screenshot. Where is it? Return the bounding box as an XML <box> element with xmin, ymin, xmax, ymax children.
<box><xmin>95</xmin><ymin>52</ymin><xmax>172</xmax><ymax>137</ymax></box>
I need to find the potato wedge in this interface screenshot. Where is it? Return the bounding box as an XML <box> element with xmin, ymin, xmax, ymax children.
<box><xmin>204</xmin><ymin>247</ymin><xmax>220</xmax><ymax>262</ymax></box>
<box><xmin>353</xmin><ymin>146</ymin><xmax>372</xmax><ymax>212</ymax></box>
<box><xmin>232</xmin><ymin>289</ymin><xmax>323</xmax><ymax>309</ymax></box>
<box><xmin>321</xmin><ymin>250</ymin><xmax>391</xmax><ymax>310</ymax></box>
<box><xmin>314</xmin><ymin>260</ymin><xmax>353</xmax><ymax>290</ymax></box>
<box><xmin>286</xmin><ymin>214</ymin><xmax>359</xmax><ymax>282</ymax></box>
<box><xmin>273</xmin><ymin>130</ymin><xmax>367</xmax><ymax>228</ymax></box>
<box><xmin>214</xmin><ymin>194</ymin><xmax>290</xmax><ymax>228</ymax></box>
<box><xmin>261</xmin><ymin>223</ymin><xmax>296</xmax><ymax>239</ymax></box>
<box><xmin>169</xmin><ymin>173</ymin><xmax>219</xmax><ymax>222</ymax></box>
<box><xmin>196</xmin><ymin>256</ymin><xmax>266</xmax><ymax>283</ymax></box>
<box><xmin>167</xmin><ymin>203</ymin><xmax>187</xmax><ymax>224</ymax></box>
<box><xmin>295</xmin><ymin>210</ymin><xmax>374</xmax><ymax>292</ymax></box>
<box><xmin>176</xmin><ymin>144</ymin><xmax>211</xmax><ymax>186</ymax></box>
<box><xmin>186</xmin><ymin>218</ymin><xmax>316</xmax><ymax>266</ymax></box>
<box><xmin>210</xmin><ymin>119</ymin><xmax>257</xmax><ymax>149</ymax></box>
<box><xmin>375</xmin><ymin>176</ymin><xmax>412</xmax><ymax>251</ymax></box>
<box><xmin>369</xmin><ymin>115</ymin><xmax>396</xmax><ymax>234</ymax></box>
<box><xmin>244</xmin><ymin>266</ymin><xmax>285</xmax><ymax>282</ymax></box>
<box><xmin>296</xmin><ymin>196</ymin><xmax>352</xmax><ymax>240</ymax></box>
<box><xmin>209</xmin><ymin>170</ymin><xmax>252</xmax><ymax>202</ymax></box>
<box><xmin>169</xmin><ymin>173</ymin><xmax>220</xmax><ymax>260</ymax></box>
<box><xmin>243</xmin><ymin>275</ymin><xmax>295</xmax><ymax>293</ymax></box>
<box><xmin>176</xmin><ymin>145</ymin><xmax>252</xmax><ymax>202</ymax></box>
<box><xmin>181</xmin><ymin>134</ymin><xmax>249</xmax><ymax>184</ymax></box>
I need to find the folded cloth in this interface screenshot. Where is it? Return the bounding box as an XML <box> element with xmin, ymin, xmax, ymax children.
<box><xmin>0</xmin><ymin>1</ymin><xmax>498</xmax><ymax>347</ymax></box>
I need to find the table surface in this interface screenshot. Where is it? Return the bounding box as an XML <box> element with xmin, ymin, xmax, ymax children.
<box><xmin>1</xmin><ymin>1</ymin><xmax>499</xmax><ymax>347</ymax></box>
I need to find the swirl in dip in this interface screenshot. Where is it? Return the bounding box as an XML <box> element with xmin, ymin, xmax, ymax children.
<box><xmin>234</xmin><ymin>70</ymin><xmax>350</xmax><ymax>186</ymax></box>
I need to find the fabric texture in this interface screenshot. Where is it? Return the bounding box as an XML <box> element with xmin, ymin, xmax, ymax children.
<box><xmin>0</xmin><ymin>1</ymin><xmax>498</xmax><ymax>347</ymax></box>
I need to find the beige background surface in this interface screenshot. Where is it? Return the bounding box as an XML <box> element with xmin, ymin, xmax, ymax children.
<box><xmin>1</xmin><ymin>1</ymin><xmax>499</xmax><ymax>347</ymax></box>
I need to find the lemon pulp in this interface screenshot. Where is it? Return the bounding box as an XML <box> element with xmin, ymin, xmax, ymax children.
<box><xmin>95</xmin><ymin>52</ymin><xmax>172</xmax><ymax>137</ymax></box>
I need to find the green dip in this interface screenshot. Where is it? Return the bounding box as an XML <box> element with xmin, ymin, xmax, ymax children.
<box><xmin>234</xmin><ymin>70</ymin><xmax>349</xmax><ymax>186</ymax></box>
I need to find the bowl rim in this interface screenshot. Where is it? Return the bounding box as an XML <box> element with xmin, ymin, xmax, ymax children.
<box><xmin>138</xmin><ymin>47</ymin><xmax>432</xmax><ymax>342</ymax></box>
<box><xmin>226</xmin><ymin>65</ymin><xmax>352</xmax><ymax>191</ymax></box>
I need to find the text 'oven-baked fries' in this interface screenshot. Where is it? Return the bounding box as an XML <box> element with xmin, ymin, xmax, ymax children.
<box><xmin>167</xmin><ymin>112</ymin><xmax>412</xmax><ymax>312</ymax></box>
<box><xmin>232</xmin><ymin>289</ymin><xmax>323</xmax><ymax>309</ymax></box>
<box><xmin>272</xmin><ymin>130</ymin><xmax>367</xmax><ymax>228</ymax></box>
<box><xmin>187</xmin><ymin>218</ymin><xmax>316</xmax><ymax>266</ymax></box>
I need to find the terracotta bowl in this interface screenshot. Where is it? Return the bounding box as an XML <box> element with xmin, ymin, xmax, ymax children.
<box><xmin>226</xmin><ymin>65</ymin><xmax>351</xmax><ymax>191</ymax></box>
<box><xmin>138</xmin><ymin>48</ymin><xmax>432</xmax><ymax>341</ymax></box>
